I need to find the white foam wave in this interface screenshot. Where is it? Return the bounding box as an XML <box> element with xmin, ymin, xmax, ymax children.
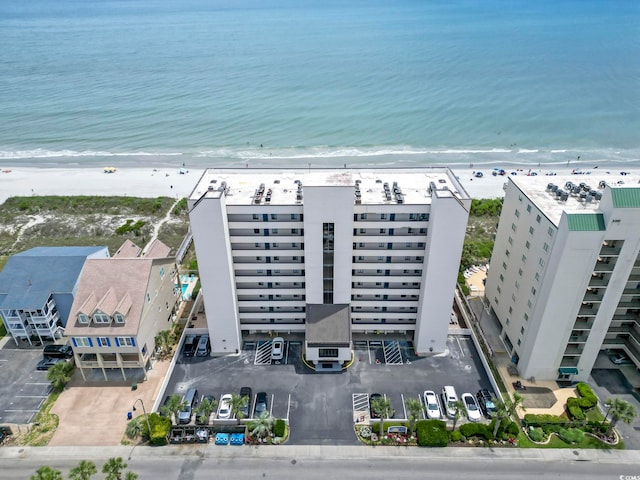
<box><xmin>0</xmin><ymin>149</ymin><xmax>184</xmax><ymax>160</ymax></box>
<box><xmin>517</xmin><ymin>149</ymin><xmax>539</xmax><ymax>153</ymax></box>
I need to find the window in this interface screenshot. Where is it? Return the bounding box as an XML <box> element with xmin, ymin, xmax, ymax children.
<box><xmin>253</xmin><ymin>214</ymin><xmax>259</xmax><ymax>220</ymax></box>
<box><xmin>515</xmin><ymin>280</ymin><xmax>520</xmax><ymax>290</ymax></box>
<box><xmin>522</xmin><ymin>254</ymin><xmax>527</xmax><ymax>263</ymax></box>
<box><xmin>254</xmin><ymin>228</ymin><xmax>260</xmax><ymax>234</ymax></box>
<box><xmin>505</xmin><ymin>249</ymin><xmax>510</xmax><ymax>257</ymax></box>
<box><xmin>512</xmin><ymin>293</ymin><xmax>516</xmax><ymax>302</ymax></box>
<box><xmin>97</xmin><ymin>337</ymin><xmax>110</xmax><ymax>347</ymax></box>
<box><xmin>535</xmin><ymin>272</ymin><xmax>540</xmax><ymax>282</ymax></box>
<box><xmin>517</xmin><ymin>339</ymin><xmax>521</xmax><ymax>346</ymax></box>
<box><xmin>379</xmin><ymin>228</ymin><xmax>386</xmax><ymax>234</ymax></box>
<box><xmin>494</xmin><ymin>297</ymin><xmax>499</xmax><ymax>305</ymax></box>
<box><xmin>524</xmin><ymin>313</ymin><xmax>529</xmax><ymax>321</ymax></box>
<box><xmin>159</xmin><ymin>267</ymin><xmax>165</xmax><ymax>279</ymax></box>
<box><xmin>502</xmin><ymin>262</ymin><xmax>507</xmax><ymax>270</ymax></box>
<box><xmin>146</xmin><ymin>293</ymin><xmax>150</xmax><ymax>303</ymax></box>
<box><xmin>527</xmin><ymin>299</ymin><xmax>533</xmax><ymax>308</ymax></box>
<box><xmin>116</xmin><ymin>337</ymin><xmax>135</xmax><ymax>347</ymax></box>
<box><xmin>520</xmin><ymin>326</ymin><xmax>525</xmax><ymax>334</ymax></box>
<box><xmin>511</xmin><ymin>223</ymin><xmax>517</xmax><ymax>232</ymax></box>
<box><xmin>536</xmin><ymin>214</ymin><xmax>541</xmax><ymax>223</ymax></box>
<box><xmin>499</xmin><ymin>273</ymin><xmax>504</xmax><ymax>282</ymax></box>
<box><xmin>360</xmin><ymin>213</ymin><xmax>368</xmax><ymax>220</ymax></box>
<box><xmin>539</xmin><ymin>258</ymin><xmax>545</xmax><ymax>267</ymax></box>
<box><xmin>506</xmin><ymin>318</ymin><xmax>510</xmax><ymax>325</ymax></box>
<box><xmin>380</xmin><ymin>214</ymin><xmax>387</xmax><ymax>220</ymax></box>
<box><xmin>292</xmin><ymin>228</ymin><xmax>299</xmax><ymax>235</ymax></box>
<box><xmin>529</xmin><ymin>226</ymin><xmax>535</xmax><ymax>235</ymax></box>
<box><xmin>272</xmin><ymin>228</ymin><xmax>278</xmax><ymax>234</ymax></box>
<box><xmin>271</xmin><ymin>214</ymin><xmax>277</xmax><ymax>220</ymax></box>
<box><xmin>508</xmin><ymin>236</ymin><xmax>513</xmax><ymax>245</ymax></box>
<box><xmin>497</xmin><ymin>285</ymin><xmax>502</xmax><ymax>294</ymax></box>
<box><xmin>526</xmin><ymin>204</ymin><xmax>532</xmax><ymax>213</ymax></box>
<box><xmin>74</xmin><ymin>337</ymin><xmax>91</xmax><ymax>347</ymax></box>
<box><xmin>548</xmin><ymin>227</ymin><xmax>554</xmax><ymax>237</ymax></box>
<box><xmin>78</xmin><ymin>314</ymin><xmax>88</xmax><ymax>325</ymax></box>
<box><xmin>93</xmin><ymin>313</ymin><xmax>110</xmax><ymax>324</ymax></box>
<box><xmin>319</xmin><ymin>348</ymin><xmax>339</xmax><ymax>358</ymax></box>
<box><xmin>515</xmin><ymin>209</ymin><xmax>520</xmax><ymax>218</ymax></box>
<box><xmin>114</xmin><ymin>314</ymin><xmax>125</xmax><ymax>324</ymax></box>
<box><xmin>525</xmin><ymin>241</ymin><xmax>530</xmax><ymax>249</ymax></box>
<box><xmin>508</xmin><ymin>306</ymin><xmax>513</xmax><ymax>314</ymax></box>
<box><xmin>518</xmin><ymin>268</ymin><xmax>523</xmax><ymax>277</ymax></box>
<box><xmin>359</xmin><ymin>228</ymin><xmax>366</xmax><ymax>234</ymax></box>
<box><xmin>531</xmin><ymin>287</ymin><xmax>537</xmax><ymax>296</ymax></box>
<box><xmin>543</xmin><ymin>242</ymin><xmax>549</xmax><ymax>252</ymax></box>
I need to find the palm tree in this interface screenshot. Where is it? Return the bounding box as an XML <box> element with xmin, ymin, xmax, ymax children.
<box><xmin>451</xmin><ymin>400</ymin><xmax>466</xmax><ymax>431</ymax></box>
<box><xmin>606</xmin><ymin>398</ymin><xmax>637</xmax><ymax>435</ymax></box>
<box><xmin>370</xmin><ymin>396</ymin><xmax>394</xmax><ymax>435</ymax></box>
<box><xmin>194</xmin><ymin>396</ymin><xmax>217</xmax><ymax>425</ymax></box>
<box><xmin>30</xmin><ymin>466</ymin><xmax>63</xmax><ymax>480</ymax></box>
<box><xmin>47</xmin><ymin>360</ymin><xmax>74</xmax><ymax>391</ymax></box>
<box><xmin>248</xmin><ymin>412</ymin><xmax>275</xmax><ymax>440</ymax></box>
<box><xmin>102</xmin><ymin>457</ymin><xmax>127</xmax><ymax>480</ymax></box>
<box><xmin>160</xmin><ymin>394</ymin><xmax>187</xmax><ymax>425</ymax></box>
<box><xmin>228</xmin><ymin>393</ymin><xmax>247</xmax><ymax>421</ymax></box>
<box><xmin>154</xmin><ymin>330</ymin><xmax>172</xmax><ymax>358</ymax></box>
<box><xmin>492</xmin><ymin>392</ymin><xmax>525</xmax><ymax>439</ymax></box>
<box><xmin>405</xmin><ymin>397</ymin><xmax>423</xmax><ymax>436</ymax></box>
<box><xmin>69</xmin><ymin>460</ymin><xmax>97</xmax><ymax>480</ymax></box>
<box><xmin>124</xmin><ymin>472</ymin><xmax>138</xmax><ymax>480</ymax></box>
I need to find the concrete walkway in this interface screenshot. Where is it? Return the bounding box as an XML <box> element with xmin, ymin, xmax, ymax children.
<box><xmin>48</xmin><ymin>358</ymin><xmax>171</xmax><ymax>446</ymax></box>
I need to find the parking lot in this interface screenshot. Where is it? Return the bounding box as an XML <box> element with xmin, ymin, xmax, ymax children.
<box><xmin>163</xmin><ymin>334</ymin><xmax>494</xmax><ymax>445</ymax></box>
<box><xmin>0</xmin><ymin>342</ymin><xmax>52</xmax><ymax>424</ymax></box>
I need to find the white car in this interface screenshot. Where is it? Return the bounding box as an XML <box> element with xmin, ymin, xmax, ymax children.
<box><xmin>462</xmin><ymin>393</ymin><xmax>482</xmax><ymax>422</ymax></box>
<box><xmin>271</xmin><ymin>337</ymin><xmax>284</xmax><ymax>361</ymax></box>
<box><xmin>423</xmin><ymin>390</ymin><xmax>441</xmax><ymax>419</ymax></box>
<box><xmin>218</xmin><ymin>394</ymin><xmax>232</xmax><ymax>419</ymax></box>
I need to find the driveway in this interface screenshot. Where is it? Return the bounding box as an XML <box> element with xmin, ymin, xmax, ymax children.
<box><xmin>163</xmin><ymin>334</ymin><xmax>494</xmax><ymax>445</ymax></box>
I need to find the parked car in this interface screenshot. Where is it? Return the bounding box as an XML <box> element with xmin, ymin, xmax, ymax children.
<box><xmin>369</xmin><ymin>393</ymin><xmax>383</xmax><ymax>419</ymax></box>
<box><xmin>423</xmin><ymin>390</ymin><xmax>442</xmax><ymax>419</ymax></box>
<box><xmin>196</xmin><ymin>335</ymin><xmax>210</xmax><ymax>357</ymax></box>
<box><xmin>240</xmin><ymin>387</ymin><xmax>252</xmax><ymax>418</ymax></box>
<box><xmin>462</xmin><ymin>393</ymin><xmax>482</xmax><ymax>422</ymax></box>
<box><xmin>255</xmin><ymin>391</ymin><xmax>268</xmax><ymax>417</ymax></box>
<box><xmin>271</xmin><ymin>337</ymin><xmax>284</xmax><ymax>361</ymax></box>
<box><xmin>37</xmin><ymin>357</ymin><xmax>67</xmax><ymax>371</ymax></box>
<box><xmin>183</xmin><ymin>335</ymin><xmax>199</xmax><ymax>357</ymax></box>
<box><xmin>476</xmin><ymin>389</ymin><xmax>497</xmax><ymax>418</ymax></box>
<box><xmin>441</xmin><ymin>386</ymin><xmax>459</xmax><ymax>418</ymax></box>
<box><xmin>178</xmin><ymin>388</ymin><xmax>199</xmax><ymax>424</ymax></box>
<box><xmin>43</xmin><ymin>344</ymin><xmax>73</xmax><ymax>359</ymax></box>
<box><xmin>609</xmin><ymin>351</ymin><xmax>633</xmax><ymax>365</ymax></box>
<box><xmin>218</xmin><ymin>394</ymin><xmax>232</xmax><ymax>419</ymax></box>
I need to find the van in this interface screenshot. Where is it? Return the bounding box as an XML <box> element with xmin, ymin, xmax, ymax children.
<box><xmin>442</xmin><ymin>385</ymin><xmax>459</xmax><ymax>418</ymax></box>
<box><xmin>196</xmin><ymin>335</ymin><xmax>210</xmax><ymax>357</ymax></box>
<box><xmin>178</xmin><ymin>388</ymin><xmax>199</xmax><ymax>424</ymax></box>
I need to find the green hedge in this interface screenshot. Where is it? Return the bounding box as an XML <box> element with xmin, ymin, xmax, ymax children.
<box><xmin>416</xmin><ymin>420</ymin><xmax>448</xmax><ymax>447</ymax></box>
<box><xmin>459</xmin><ymin>423</ymin><xmax>491</xmax><ymax>440</ymax></box>
<box><xmin>528</xmin><ymin>427</ymin><xmax>545</xmax><ymax>442</ymax></box>
<box><xmin>144</xmin><ymin>413</ymin><xmax>171</xmax><ymax>446</ymax></box>
<box><xmin>372</xmin><ymin>421</ymin><xmax>407</xmax><ymax>435</ymax></box>
<box><xmin>450</xmin><ymin>430</ymin><xmax>463</xmax><ymax>442</ymax></box>
<box><xmin>575</xmin><ymin>383</ymin><xmax>597</xmax><ymax>409</ymax></box>
<box><xmin>558</xmin><ymin>428</ymin><xmax>585</xmax><ymax>444</ymax></box>
<box><xmin>273</xmin><ymin>419</ymin><xmax>286</xmax><ymax>438</ymax></box>
<box><xmin>566</xmin><ymin>398</ymin><xmax>586</xmax><ymax>420</ymax></box>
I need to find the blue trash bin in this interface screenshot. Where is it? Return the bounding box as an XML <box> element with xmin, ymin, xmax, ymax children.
<box><xmin>127</xmin><ymin>411</ymin><xmax>132</xmax><ymax>420</ymax></box>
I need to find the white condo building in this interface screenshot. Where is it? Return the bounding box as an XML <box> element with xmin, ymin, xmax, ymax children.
<box><xmin>187</xmin><ymin>168</ymin><xmax>470</xmax><ymax>370</ymax></box>
<box><xmin>485</xmin><ymin>175</ymin><xmax>640</xmax><ymax>382</ymax></box>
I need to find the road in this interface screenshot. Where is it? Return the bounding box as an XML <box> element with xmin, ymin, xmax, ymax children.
<box><xmin>2</xmin><ymin>446</ymin><xmax>640</xmax><ymax>479</ymax></box>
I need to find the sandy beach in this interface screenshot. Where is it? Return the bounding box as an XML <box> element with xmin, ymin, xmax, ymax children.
<box><xmin>0</xmin><ymin>165</ymin><xmax>638</xmax><ymax>205</ymax></box>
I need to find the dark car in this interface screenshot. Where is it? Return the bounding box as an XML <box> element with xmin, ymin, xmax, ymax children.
<box><xmin>43</xmin><ymin>344</ymin><xmax>73</xmax><ymax>359</ymax></box>
<box><xmin>37</xmin><ymin>357</ymin><xmax>67</xmax><ymax>371</ymax></box>
<box><xmin>183</xmin><ymin>335</ymin><xmax>200</xmax><ymax>357</ymax></box>
<box><xmin>369</xmin><ymin>393</ymin><xmax>383</xmax><ymax>419</ymax></box>
<box><xmin>476</xmin><ymin>389</ymin><xmax>498</xmax><ymax>418</ymax></box>
<box><xmin>255</xmin><ymin>391</ymin><xmax>268</xmax><ymax>417</ymax></box>
<box><xmin>240</xmin><ymin>387</ymin><xmax>252</xmax><ymax>418</ymax></box>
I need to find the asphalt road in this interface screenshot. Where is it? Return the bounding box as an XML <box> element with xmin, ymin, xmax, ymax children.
<box><xmin>2</xmin><ymin>446</ymin><xmax>640</xmax><ymax>480</ymax></box>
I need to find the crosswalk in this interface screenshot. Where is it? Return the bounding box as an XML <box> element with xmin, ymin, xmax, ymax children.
<box><xmin>383</xmin><ymin>340</ymin><xmax>403</xmax><ymax>365</ymax></box>
<box><xmin>352</xmin><ymin>393</ymin><xmax>371</xmax><ymax>423</ymax></box>
<box><xmin>254</xmin><ymin>340</ymin><xmax>273</xmax><ymax>365</ymax></box>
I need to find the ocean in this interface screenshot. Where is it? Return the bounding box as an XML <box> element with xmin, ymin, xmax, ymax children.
<box><xmin>0</xmin><ymin>0</ymin><xmax>638</xmax><ymax>170</ymax></box>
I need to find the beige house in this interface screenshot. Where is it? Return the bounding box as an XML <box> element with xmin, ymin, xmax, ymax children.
<box><xmin>65</xmin><ymin>240</ymin><xmax>180</xmax><ymax>381</ymax></box>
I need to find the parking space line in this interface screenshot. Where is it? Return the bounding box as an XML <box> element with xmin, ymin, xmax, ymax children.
<box><xmin>456</xmin><ymin>337</ymin><xmax>464</xmax><ymax>357</ymax></box>
<box><xmin>286</xmin><ymin>394</ymin><xmax>291</xmax><ymax>422</ymax></box>
<box><xmin>15</xmin><ymin>395</ymin><xmax>49</xmax><ymax>399</ymax></box>
<box><xmin>4</xmin><ymin>409</ymin><xmax>41</xmax><ymax>413</ymax></box>
<box><xmin>269</xmin><ymin>393</ymin><xmax>274</xmax><ymax>416</ymax></box>
<box><xmin>352</xmin><ymin>393</ymin><xmax>370</xmax><ymax>423</ymax></box>
<box><xmin>284</xmin><ymin>342</ymin><xmax>289</xmax><ymax>365</ymax></box>
<box><xmin>400</xmin><ymin>393</ymin><xmax>407</xmax><ymax>419</ymax></box>
<box><xmin>24</xmin><ymin>383</ymin><xmax>50</xmax><ymax>386</ymax></box>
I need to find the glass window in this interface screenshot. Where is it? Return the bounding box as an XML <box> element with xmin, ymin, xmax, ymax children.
<box><xmin>114</xmin><ymin>314</ymin><xmax>125</xmax><ymax>324</ymax></box>
<box><xmin>526</xmin><ymin>204</ymin><xmax>532</xmax><ymax>213</ymax></box>
<box><xmin>536</xmin><ymin>214</ymin><xmax>541</xmax><ymax>223</ymax></box>
<box><xmin>78</xmin><ymin>314</ymin><xmax>88</xmax><ymax>324</ymax></box>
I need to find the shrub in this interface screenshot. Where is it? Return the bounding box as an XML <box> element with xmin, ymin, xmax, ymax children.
<box><xmin>566</xmin><ymin>398</ymin><xmax>585</xmax><ymax>420</ymax></box>
<box><xmin>459</xmin><ymin>423</ymin><xmax>491</xmax><ymax>440</ymax></box>
<box><xmin>372</xmin><ymin>421</ymin><xmax>407</xmax><ymax>435</ymax></box>
<box><xmin>359</xmin><ymin>426</ymin><xmax>372</xmax><ymax>439</ymax></box>
<box><xmin>144</xmin><ymin>413</ymin><xmax>170</xmax><ymax>446</ymax></box>
<box><xmin>504</xmin><ymin>421</ymin><xmax>520</xmax><ymax>436</ymax></box>
<box><xmin>416</xmin><ymin>420</ymin><xmax>448</xmax><ymax>447</ymax></box>
<box><xmin>575</xmin><ymin>383</ymin><xmax>597</xmax><ymax>409</ymax></box>
<box><xmin>273</xmin><ymin>419</ymin><xmax>286</xmax><ymax>438</ymax></box>
<box><xmin>450</xmin><ymin>430</ymin><xmax>463</xmax><ymax>442</ymax></box>
<box><xmin>528</xmin><ymin>428</ymin><xmax>545</xmax><ymax>442</ymax></box>
<box><xmin>523</xmin><ymin>414</ymin><xmax>567</xmax><ymax>427</ymax></box>
<box><xmin>558</xmin><ymin>428</ymin><xmax>585</xmax><ymax>444</ymax></box>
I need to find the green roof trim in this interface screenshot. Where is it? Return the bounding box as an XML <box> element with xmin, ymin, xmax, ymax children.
<box><xmin>567</xmin><ymin>213</ymin><xmax>606</xmax><ymax>231</ymax></box>
<box><xmin>559</xmin><ymin>367</ymin><xmax>578</xmax><ymax>375</ymax></box>
<box><xmin>611</xmin><ymin>188</ymin><xmax>640</xmax><ymax>208</ymax></box>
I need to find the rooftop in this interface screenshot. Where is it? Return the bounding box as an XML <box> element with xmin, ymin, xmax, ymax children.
<box><xmin>189</xmin><ymin>168</ymin><xmax>469</xmax><ymax>206</ymax></box>
<box><xmin>511</xmin><ymin>172</ymin><xmax>640</xmax><ymax>226</ymax></box>
<box><xmin>306</xmin><ymin>304</ymin><xmax>351</xmax><ymax>346</ymax></box>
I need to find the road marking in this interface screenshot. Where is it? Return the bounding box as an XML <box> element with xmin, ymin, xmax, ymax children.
<box><xmin>383</xmin><ymin>340</ymin><xmax>403</xmax><ymax>365</ymax></box>
<box><xmin>4</xmin><ymin>409</ymin><xmax>41</xmax><ymax>413</ymax></box>
<box><xmin>24</xmin><ymin>383</ymin><xmax>50</xmax><ymax>386</ymax></box>
<box><xmin>286</xmin><ymin>393</ymin><xmax>291</xmax><ymax>422</ymax></box>
<box><xmin>456</xmin><ymin>337</ymin><xmax>464</xmax><ymax>357</ymax></box>
<box><xmin>401</xmin><ymin>393</ymin><xmax>407</xmax><ymax>419</ymax></box>
<box><xmin>15</xmin><ymin>395</ymin><xmax>49</xmax><ymax>399</ymax></box>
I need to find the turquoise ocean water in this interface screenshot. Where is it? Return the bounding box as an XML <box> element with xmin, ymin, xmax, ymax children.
<box><xmin>0</xmin><ymin>0</ymin><xmax>638</xmax><ymax>169</ymax></box>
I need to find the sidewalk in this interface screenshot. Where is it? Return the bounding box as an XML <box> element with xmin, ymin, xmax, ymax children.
<box><xmin>48</xmin><ymin>358</ymin><xmax>171</xmax><ymax>446</ymax></box>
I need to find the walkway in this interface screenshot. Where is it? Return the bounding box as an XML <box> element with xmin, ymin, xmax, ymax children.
<box><xmin>141</xmin><ymin>198</ymin><xmax>181</xmax><ymax>256</ymax></box>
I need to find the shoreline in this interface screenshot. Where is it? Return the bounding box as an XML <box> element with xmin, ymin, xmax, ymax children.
<box><xmin>0</xmin><ymin>165</ymin><xmax>638</xmax><ymax>205</ymax></box>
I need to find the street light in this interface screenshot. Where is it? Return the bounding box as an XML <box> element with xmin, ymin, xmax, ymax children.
<box><xmin>601</xmin><ymin>401</ymin><xmax>612</xmax><ymax>427</ymax></box>
<box><xmin>132</xmin><ymin>398</ymin><xmax>152</xmax><ymax>440</ymax></box>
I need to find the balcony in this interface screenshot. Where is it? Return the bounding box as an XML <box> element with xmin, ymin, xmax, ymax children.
<box><xmin>593</xmin><ymin>261</ymin><xmax>616</xmax><ymax>273</ymax></box>
<box><xmin>588</xmin><ymin>275</ymin><xmax>610</xmax><ymax>287</ymax></box>
<box><xmin>578</xmin><ymin>305</ymin><xmax>599</xmax><ymax>316</ymax></box>
<box><xmin>563</xmin><ymin>344</ymin><xmax>584</xmax><ymax>355</ymax></box>
<box><xmin>583</xmin><ymin>291</ymin><xmax>605</xmax><ymax>302</ymax></box>
<box><xmin>573</xmin><ymin>318</ymin><xmax>594</xmax><ymax>330</ymax></box>
<box><xmin>599</xmin><ymin>246</ymin><xmax>622</xmax><ymax>256</ymax></box>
